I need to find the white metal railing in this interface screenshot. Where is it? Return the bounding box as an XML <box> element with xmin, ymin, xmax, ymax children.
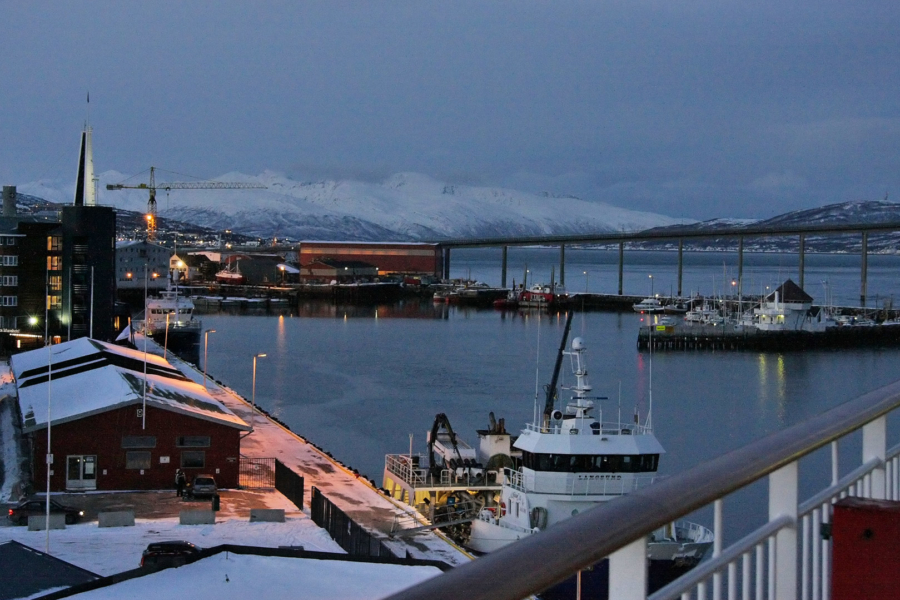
<box><xmin>386</xmin><ymin>379</ymin><xmax>900</xmax><ymax>600</ymax></box>
<box><xmin>504</xmin><ymin>466</ymin><xmax>656</xmax><ymax>497</ymax></box>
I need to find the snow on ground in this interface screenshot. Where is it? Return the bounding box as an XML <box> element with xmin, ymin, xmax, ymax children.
<box><xmin>0</xmin><ymin>517</ymin><xmax>343</xmax><ymax>577</ymax></box>
<box><xmin>148</xmin><ymin>334</ymin><xmax>472</xmax><ymax>567</ymax></box>
<box><xmin>0</xmin><ymin>363</ymin><xmax>22</xmax><ymax>503</ymax></box>
<box><xmin>65</xmin><ymin>552</ymin><xmax>442</xmax><ymax>600</ymax></box>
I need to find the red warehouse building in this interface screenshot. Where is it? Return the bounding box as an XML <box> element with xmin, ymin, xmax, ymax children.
<box><xmin>11</xmin><ymin>338</ymin><xmax>249</xmax><ymax>492</ymax></box>
<box><xmin>297</xmin><ymin>241</ymin><xmax>442</xmax><ymax>277</ymax></box>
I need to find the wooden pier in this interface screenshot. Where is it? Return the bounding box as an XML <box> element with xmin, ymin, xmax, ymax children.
<box><xmin>638</xmin><ymin>323</ymin><xmax>900</xmax><ymax>351</ymax></box>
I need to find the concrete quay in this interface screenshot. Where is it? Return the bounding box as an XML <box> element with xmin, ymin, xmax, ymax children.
<box><xmin>139</xmin><ymin>335</ymin><xmax>471</xmax><ymax>567</ymax></box>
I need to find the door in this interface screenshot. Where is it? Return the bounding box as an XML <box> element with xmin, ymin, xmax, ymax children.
<box><xmin>66</xmin><ymin>455</ymin><xmax>97</xmax><ymax>490</ymax></box>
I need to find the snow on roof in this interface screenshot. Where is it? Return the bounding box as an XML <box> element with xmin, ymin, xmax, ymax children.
<box><xmin>11</xmin><ymin>338</ymin><xmax>249</xmax><ymax>433</ymax></box>
<box><xmin>275</xmin><ymin>262</ymin><xmax>300</xmax><ymax>274</ymax></box>
<box><xmin>65</xmin><ymin>551</ymin><xmax>441</xmax><ymax>600</ymax></box>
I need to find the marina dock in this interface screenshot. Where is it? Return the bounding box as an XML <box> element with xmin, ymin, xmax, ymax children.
<box><xmin>637</xmin><ymin>322</ymin><xmax>900</xmax><ymax>351</ymax></box>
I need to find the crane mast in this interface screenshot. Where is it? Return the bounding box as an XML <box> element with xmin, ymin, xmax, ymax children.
<box><xmin>106</xmin><ymin>166</ymin><xmax>267</xmax><ymax>241</ymax></box>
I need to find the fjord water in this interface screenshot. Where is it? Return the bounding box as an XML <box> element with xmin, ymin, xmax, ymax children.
<box><xmin>204</xmin><ymin>250</ymin><xmax>900</xmax><ymax>542</ymax></box>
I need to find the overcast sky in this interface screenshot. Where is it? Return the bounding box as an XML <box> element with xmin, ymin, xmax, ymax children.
<box><xmin>2</xmin><ymin>1</ymin><xmax>898</xmax><ymax>219</ymax></box>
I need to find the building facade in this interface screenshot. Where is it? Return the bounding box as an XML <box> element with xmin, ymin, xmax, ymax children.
<box><xmin>297</xmin><ymin>242</ymin><xmax>441</xmax><ymax>277</ymax></box>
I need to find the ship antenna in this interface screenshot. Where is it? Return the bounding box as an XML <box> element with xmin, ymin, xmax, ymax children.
<box><xmin>647</xmin><ymin>317</ymin><xmax>653</xmax><ymax>431</ymax></box>
<box><xmin>533</xmin><ymin>312</ymin><xmax>541</xmax><ymax>426</ymax></box>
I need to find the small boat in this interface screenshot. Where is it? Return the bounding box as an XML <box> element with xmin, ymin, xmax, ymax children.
<box><xmin>633</xmin><ymin>297</ymin><xmax>664</xmax><ymax>313</ymax></box>
<box><xmin>664</xmin><ymin>301</ymin><xmax>689</xmax><ymax>315</ymax></box>
<box><xmin>519</xmin><ymin>283</ymin><xmax>569</xmax><ymax>309</ymax></box>
<box><xmin>216</xmin><ymin>258</ymin><xmax>246</xmax><ymax>285</ymax></box>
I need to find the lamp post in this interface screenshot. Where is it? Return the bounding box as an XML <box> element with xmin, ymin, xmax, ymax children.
<box><xmin>649</xmin><ymin>274</ymin><xmax>654</xmax><ymax>298</ymax></box>
<box><xmin>250</xmin><ymin>353</ymin><xmax>267</xmax><ymax>432</ymax></box>
<box><xmin>583</xmin><ymin>271</ymin><xmax>589</xmax><ymax>294</ymax></box>
<box><xmin>279</xmin><ymin>265</ymin><xmax>285</xmax><ymax>285</ymax></box>
<box><xmin>203</xmin><ymin>329</ymin><xmax>217</xmax><ymax>388</ymax></box>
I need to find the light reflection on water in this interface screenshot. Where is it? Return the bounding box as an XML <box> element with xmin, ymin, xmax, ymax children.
<box><xmin>203</xmin><ymin>300</ymin><xmax>900</xmax><ymax>543</ymax></box>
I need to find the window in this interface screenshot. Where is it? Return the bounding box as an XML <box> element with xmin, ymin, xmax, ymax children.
<box><xmin>1</xmin><ymin>255</ymin><xmax>17</xmax><ymax>266</ymax></box>
<box><xmin>47</xmin><ymin>256</ymin><xmax>62</xmax><ymax>270</ymax></box>
<box><xmin>126</xmin><ymin>451</ymin><xmax>151</xmax><ymax>469</ymax></box>
<box><xmin>122</xmin><ymin>436</ymin><xmax>157</xmax><ymax>448</ymax></box>
<box><xmin>6</xmin><ymin>237</ymin><xmax>15</xmax><ymax>246</ymax></box>
<box><xmin>2</xmin><ymin>296</ymin><xmax>17</xmax><ymax>307</ymax></box>
<box><xmin>521</xmin><ymin>451</ymin><xmax>659</xmax><ymax>473</ymax></box>
<box><xmin>1</xmin><ymin>276</ymin><xmax>17</xmax><ymax>286</ymax></box>
<box><xmin>50</xmin><ymin>275</ymin><xmax>61</xmax><ymax>292</ymax></box>
<box><xmin>176</xmin><ymin>436</ymin><xmax>210</xmax><ymax>448</ymax></box>
<box><xmin>181</xmin><ymin>451</ymin><xmax>205</xmax><ymax>468</ymax></box>
<box><xmin>47</xmin><ymin>236</ymin><xmax>62</xmax><ymax>252</ymax></box>
<box><xmin>46</xmin><ymin>295</ymin><xmax>61</xmax><ymax>310</ymax></box>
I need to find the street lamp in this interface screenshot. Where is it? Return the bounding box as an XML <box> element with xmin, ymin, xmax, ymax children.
<box><xmin>649</xmin><ymin>274</ymin><xmax>654</xmax><ymax>298</ymax></box>
<box><xmin>250</xmin><ymin>352</ymin><xmax>267</xmax><ymax>432</ymax></box>
<box><xmin>203</xmin><ymin>329</ymin><xmax>217</xmax><ymax>388</ymax></box>
<box><xmin>583</xmin><ymin>271</ymin><xmax>589</xmax><ymax>294</ymax></box>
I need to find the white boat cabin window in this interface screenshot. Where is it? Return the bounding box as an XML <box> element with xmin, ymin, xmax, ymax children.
<box><xmin>522</xmin><ymin>451</ymin><xmax>659</xmax><ymax>473</ymax></box>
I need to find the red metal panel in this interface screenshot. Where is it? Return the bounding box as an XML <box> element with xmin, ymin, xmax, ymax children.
<box><xmin>832</xmin><ymin>496</ymin><xmax>900</xmax><ymax>600</ymax></box>
<box><xmin>31</xmin><ymin>405</ymin><xmax>242</xmax><ymax>492</ymax></box>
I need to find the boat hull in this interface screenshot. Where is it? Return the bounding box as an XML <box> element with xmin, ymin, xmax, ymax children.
<box><xmin>149</xmin><ymin>326</ymin><xmax>200</xmax><ymax>363</ymax></box>
<box><xmin>536</xmin><ymin>558</ymin><xmax>700</xmax><ymax>600</ymax></box>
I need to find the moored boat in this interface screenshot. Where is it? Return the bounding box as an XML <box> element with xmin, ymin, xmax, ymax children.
<box><xmin>216</xmin><ymin>258</ymin><xmax>246</xmax><ymax>285</ymax></box>
<box><xmin>465</xmin><ymin>313</ymin><xmax>712</xmax><ymax>597</ymax></box>
<box><xmin>632</xmin><ymin>297</ymin><xmax>664</xmax><ymax>313</ymax></box>
<box><xmin>135</xmin><ymin>287</ymin><xmax>202</xmax><ymax>359</ymax></box>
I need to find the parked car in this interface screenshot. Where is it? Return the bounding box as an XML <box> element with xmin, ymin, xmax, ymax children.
<box><xmin>140</xmin><ymin>541</ymin><xmax>202</xmax><ymax>568</ymax></box>
<box><xmin>188</xmin><ymin>474</ymin><xmax>217</xmax><ymax>499</ymax></box>
<box><xmin>7</xmin><ymin>499</ymin><xmax>84</xmax><ymax>525</ymax></box>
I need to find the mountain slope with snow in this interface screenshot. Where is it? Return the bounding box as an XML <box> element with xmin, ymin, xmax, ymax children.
<box><xmin>20</xmin><ymin>171</ymin><xmax>680</xmax><ymax>241</ymax></box>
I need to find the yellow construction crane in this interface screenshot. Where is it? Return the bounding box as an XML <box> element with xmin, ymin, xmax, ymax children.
<box><xmin>106</xmin><ymin>166</ymin><xmax>267</xmax><ymax>241</ymax></box>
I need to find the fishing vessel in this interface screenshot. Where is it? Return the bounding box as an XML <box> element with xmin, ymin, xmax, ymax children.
<box><xmin>465</xmin><ymin>313</ymin><xmax>712</xmax><ymax>598</ymax></box>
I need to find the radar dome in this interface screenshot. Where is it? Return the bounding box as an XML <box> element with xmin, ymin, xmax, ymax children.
<box><xmin>571</xmin><ymin>337</ymin><xmax>585</xmax><ymax>350</ymax></box>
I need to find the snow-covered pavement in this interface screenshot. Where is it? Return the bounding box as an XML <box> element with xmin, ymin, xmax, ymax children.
<box><xmin>138</xmin><ymin>335</ymin><xmax>471</xmax><ymax>567</ymax></box>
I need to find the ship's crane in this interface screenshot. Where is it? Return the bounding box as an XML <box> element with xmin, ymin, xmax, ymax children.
<box><xmin>106</xmin><ymin>166</ymin><xmax>267</xmax><ymax>241</ymax></box>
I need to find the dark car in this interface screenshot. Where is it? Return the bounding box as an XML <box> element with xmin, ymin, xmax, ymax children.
<box><xmin>188</xmin><ymin>474</ymin><xmax>217</xmax><ymax>499</ymax></box>
<box><xmin>141</xmin><ymin>541</ymin><xmax>202</xmax><ymax>569</ymax></box>
<box><xmin>7</xmin><ymin>499</ymin><xmax>84</xmax><ymax>525</ymax></box>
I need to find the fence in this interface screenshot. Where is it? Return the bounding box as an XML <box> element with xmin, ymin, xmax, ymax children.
<box><xmin>385</xmin><ymin>378</ymin><xmax>900</xmax><ymax>600</ymax></box>
<box><xmin>274</xmin><ymin>459</ymin><xmax>304</xmax><ymax>510</ymax></box>
<box><xmin>311</xmin><ymin>486</ymin><xmax>395</xmax><ymax>558</ymax></box>
<box><xmin>239</xmin><ymin>458</ymin><xmax>275</xmax><ymax>489</ymax></box>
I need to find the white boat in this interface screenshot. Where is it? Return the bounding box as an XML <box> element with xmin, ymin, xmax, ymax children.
<box><xmin>465</xmin><ymin>315</ymin><xmax>713</xmax><ymax>597</ymax></box>
<box><xmin>633</xmin><ymin>297</ymin><xmax>664</xmax><ymax>313</ymax></box>
<box><xmin>216</xmin><ymin>258</ymin><xmax>246</xmax><ymax>285</ymax></box>
<box><xmin>135</xmin><ymin>287</ymin><xmax>202</xmax><ymax>357</ymax></box>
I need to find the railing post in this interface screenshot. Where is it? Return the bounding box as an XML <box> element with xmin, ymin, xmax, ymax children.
<box><xmin>862</xmin><ymin>415</ymin><xmax>886</xmax><ymax>499</ymax></box>
<box><xmin>609</xmin><ymin>537</ymin><xmax>647</xmax><ymax>600</ymax></box>
<box><xmin>769</xmin><ymin>461</ymin><xmax>798</xmax><ymax>600</ymax></box>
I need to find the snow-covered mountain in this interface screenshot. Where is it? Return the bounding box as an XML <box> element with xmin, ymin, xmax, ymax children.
<box><xmin>18</xmin><ymin>171</ymin><xmax>680</xmax><ymax>241</ymax></box>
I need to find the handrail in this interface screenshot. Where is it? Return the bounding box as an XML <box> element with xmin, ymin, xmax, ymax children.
<box><xmin>648</xmin><ymin>515</ymin><xmax>793</xmax><ymax>600</ymax></box>
<box><xmin>386</xmin><ymin>379</ymin><xmax>900</xmax><ymax>600</ymax></box>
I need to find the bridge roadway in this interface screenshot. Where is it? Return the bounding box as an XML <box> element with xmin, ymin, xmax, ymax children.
<box><xmin>431</xmin><ymin>220</ymin><xmax>900</xmax><ymax>304</ymax></box>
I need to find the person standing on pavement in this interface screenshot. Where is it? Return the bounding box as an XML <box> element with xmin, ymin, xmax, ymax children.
<box><xmin>175</xmin><ymin>469</ymin><xmax>186</xmax><ymax>498</ymax></box>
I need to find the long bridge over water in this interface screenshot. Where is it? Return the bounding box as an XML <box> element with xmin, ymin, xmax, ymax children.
<box><xmin>433</xmin><ymin>220</ymin><xmax>900</xmax><ymax>304</ymax></box>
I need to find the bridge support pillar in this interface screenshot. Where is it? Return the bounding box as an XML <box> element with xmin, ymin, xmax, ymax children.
<box><xmin>861</xmin><ymin>232</ymin><xmax>868</xmax><ymax>305</ymax></box>
<box><xmin>677</xmin><ymin>239</ymin><xmax>683</xmax><ymax>297</ymax></box>
<box><xmin>443</xmin><ymin>247</ymin><xmax>451</xmax><ymax>280</ymax></box>
<box><xmin>769</xmin><ymin>461</ymin><xmax>798</xmax><ymax>600</ymax></box>
<box><xmin>799</xmin><ymin>233</ymin><xmax>805</xmax><ymax>290</ymax></box>
<box><xmin>501</xmin><ymin>246</ymin><xmax>508</xmax><ymax>288</ymax></box>
<box><xmin>863</xmin><ymin>415</ymin><xmax>886</xmax><ymax>499</ymax></box>
<box><xmin>559</xmin><ymin>244</ymin><xmax>565</xmax><ymax>287</ymax></box>
<box><xmin>618</xmin><ymin>242</ymin><xmax>624</xmax><ymax>295</ymax></box>
<box><xmin>609</xmin><ymin>536</ymin><xmax>647</xmax><ymax>600</ymax></box>
<box><xmin>738</xmin><ymin>237</ymin><xmax>744</xmax><ymax>300</ymax></box>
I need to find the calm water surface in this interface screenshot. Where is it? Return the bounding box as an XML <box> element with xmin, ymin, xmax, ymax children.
<box><xmin>203</xmin><ymin>300</ymin><xmax>900</xmax><ymax>541</ymax></box>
